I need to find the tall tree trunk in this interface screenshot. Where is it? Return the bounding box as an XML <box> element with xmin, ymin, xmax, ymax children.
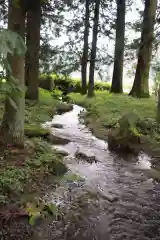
<box><xmin>25</xmin><ymin>1</ymin><xmax>40</xmax><ymax>100</ymax></box>
<box><xmin>111</xmin><ymin>0</ymin><xmax>125</xmax><ymax>94</ymax></box>
<box><xmin>156</xmin><ymin>86</ymin><xmax>160</xmax><ymax>122</ymax></box>
<box><xmin>25</xmin><ymin>13</ymin><xmax>29</xmax><ymax>87</ymax></box>
<box><xmin>129</xmin><ymin>0</ymin><xmax>157</xmax><ymax>98</ymax></box>
<box><xmin>81</xmin><ymin>0</ymin><xmax>90</xmax><ymax>95</ymax></box>
<box><xmin>0</xmin><ymin>1</ymin><xmax>25</xmax><ymax>146</ymax></box>
<box><xmin>88</xmin><ymin>0</ymin><xmax>100</xmax><ymax>97</ymax></box>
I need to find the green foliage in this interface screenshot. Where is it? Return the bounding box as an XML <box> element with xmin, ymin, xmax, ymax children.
<box><xmin>26</xmin><ymin>201</ymin><xmax>58</xmax><ymax>226</ymax></box>
<box><xmin>52</xmin><ymin>88</ymin><xmax>62</xmax><ymax>100</ymax></box>
<box><xmin>27</xmin><ymin>138</ymin><xmax>68</xmax><ymax>176</ymax></box>
<box><xmin>0</xmin><ymin>167</ymin><xmax>28</xmax><ymax>193</ymax></box>
<box><xmin>40</xmin><ymin>73</ymin><xmax>111</xmax><ymax>94</ymax></box>
<box><xmin>0</xmin><ymin>28</ymin><xmax>26</xmax><ymax>108</ymax></box>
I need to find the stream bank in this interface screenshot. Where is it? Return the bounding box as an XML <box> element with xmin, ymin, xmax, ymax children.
<box><xmin>0</xmin><ymin>90</ymin><xmax>72</xmax><ymax>239</ymax></box>
<box><xmin>34</xmin><ymin>104</ymin><xmax>160</xmax><ymax>239</ymax></box>
<box><xmin>69</xmin><ymin>92</ymin><xmax>160</xmax><ymax>166</ymax></box>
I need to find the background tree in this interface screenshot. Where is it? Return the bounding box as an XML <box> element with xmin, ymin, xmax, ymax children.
<box><xmin>0</xmin><ymin>0</ymin><xmax>26</xmax><ymax>146</ymax></box>
<box><xmin>88</xmin><ymin>0</ymin><xmax>101</xmax><ymax>97</ymax></box>
<box><xmin>111</xmin><ymin>0</ymin><xmax>125</xmax><ymax>94</ymax></box>
<box><xmin>129</xmin><ymin>0</ymin><xmax>157</xmax><ymax>98</ymax></box>
<box><xmin>81</xmin><ymin>0</ymin><xmax>90</xmax><ymax>94</ymax></box>
<box><xmin>25</xmin><ymin>0</ymin><xmax>41</xmax><ymax>100</ymax></box>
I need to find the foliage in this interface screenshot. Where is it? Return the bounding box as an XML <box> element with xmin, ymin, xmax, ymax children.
<box><xmin>40</xmin><ymin>73</ymin><xmax>111</xmax><ymax>93</ymax></box>
<box><xmin>0</xmin><ymin>28</ymin><xmax>27</xmax><ymax>105</ymax></box>
<box><xmin>0</xmin><ymin>137</ymin><xmax>67</xmax><ymax>204</ymax></box>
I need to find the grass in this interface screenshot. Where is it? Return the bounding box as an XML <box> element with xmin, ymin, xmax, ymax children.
<box><xmin>69</xmin><ymin>91</ymin><xmax>160</xmax><ymax>156</ymax></box>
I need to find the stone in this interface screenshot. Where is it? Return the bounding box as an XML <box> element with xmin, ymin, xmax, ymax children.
<box><xmin>98</xmin><ymin>190</ymin><xmax>118</xmax><ymax>202</ymax></box>
<box><xmin>75</xmin><ymin>151</ymin><xmax>98</xmax><ymax>163</ymax></box>
<box><xmin>55</xmin><ymin>149</ymin><xmax>69</xmax><ymax>156</ymax></box>
<box><xmin>24</xmin><ymin>125</ymin><xmax>50</xmax><ymax>138</ymax></box>
<box><xmin>108</xmin><ymin>112</ymin><xmax>141</xmax><ymax>154</ymax></box>
<box><xmin>51</xmin><ymin>123</ymin><xmax>64</xmax><ymax>129</ymax></box>
<box><xmin>56</xmin><ymin>103</ymin><xmax>73</xmax><ymax>114</ymax></box>
<box><xmin>47</xmin><ymin>134</ymin><xmax>71</xmax><ymax>145</ymax></box>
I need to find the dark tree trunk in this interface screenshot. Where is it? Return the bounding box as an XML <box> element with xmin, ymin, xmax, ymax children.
<box><xmin>0</xmin><ymin>1</ymin><xmax>25</xmax><ymax>146</ymax></box>
<box><xmin>88</xmin><ymin>0</ymin><xmax>100</xmax><ymax>97</ymax></box>
<box><xmin>81</xmin><ymin>0</ymin><xmax>90</xmax><ymax>95</ymax></box>
<box><xmin>25</xmin><ymin>13</ymin><xmax>29</xmax><ymax>87</ymax></box>
<box><xmin>129</xmin><ymin>0</ymin><xmax>157</xmax><ymax>98</ymax></box>
<box><xmin>111</xmin><ymin>0</ymin><xmax>125</xmax><ymax>94</ymax></box>
<box><xmin>25</xmin><ymin>0</ymin><xmax>40</xmax><ymax>100</ymax></box>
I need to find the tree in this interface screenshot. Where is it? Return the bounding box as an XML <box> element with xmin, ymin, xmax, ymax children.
<box><xmin>81</xmin><ymin>0</ymin><xmax>90</xmax><ymax>95</ymax></box>
<box><xmin>25</xmin><ymin>0</ymin><xmax>41</xmax><ymax>100</ymax></box>
<box><xmin>111</xmin><ymin>0</ymin><xmax>125</xmax><ymax>94</ymax></box>
<box><xmin>129</xmin><ymin>0</ymin><xmax>157</xmax><ymax>98</ymax></box>
<box><xmin>88</xmin><ymin>0</ymin><xmax>101</xmax><ymax>97</ymax></box>
<box><xmin>0</xmin><ymin>0</ymin><xmax>26</xmax><ymax>146</ymax></box>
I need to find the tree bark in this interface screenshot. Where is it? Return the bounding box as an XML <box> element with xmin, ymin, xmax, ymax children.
<box><xmin>156</xmin><ymin>86</ymin><xmax>160</xmax><ymax>122</ymax></box>
<box><xmin>129</xmin><ymin>0</ymin><xmax>157</xmax><ymax>98</ymax></box>
<box><xmin>25</xmin><ymin>0</ymin><xmax>40</xmax><ymax>100</ymax></box>
<box><xmin>88</xmin><ymin>0</ymin><xmax>100</xmax><ymax>97</ymax></box>
<box><xmin>0</xmin><ymin>1</ymin><xmax>25</xmax><ymax>147</ymax></box>
<box><xmin>25</xmin><ymin>13</ymin><xmax>29</xmax><ymax>87</ymax></box>
<box><xmin>111</xmin><ymin>0</ymin><xmax>125</xmax><ymax>94</ymax></box>
<box><xmin>81</xmin><ymin>0</ymin><xmax>90</xmax><ymax>95</ymax></box>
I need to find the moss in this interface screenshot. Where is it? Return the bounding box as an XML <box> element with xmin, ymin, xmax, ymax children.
<box><xmin>56</xmin><ymin>102</ymin><xmax>73</xmax><ymax>114</ymax></box>
<box><xmin>24</xmin><ymin>125</ymin><xmax>50</xmax><ymax>138</ymax></box>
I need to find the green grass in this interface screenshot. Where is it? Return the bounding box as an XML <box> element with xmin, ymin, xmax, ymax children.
<box><xmin>70</xmin><ymin>91</ymin><xmax>156</xmax><ymax>124</ymax></box>
<box><xmin>70</xmin><ymin>92</ymin><xmax>160</xmax><ymax>154</ymax></box>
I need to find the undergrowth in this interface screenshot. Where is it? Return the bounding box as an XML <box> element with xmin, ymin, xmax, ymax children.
<box><xmin>0</xmin><ymin>138</ymin><xmax>67</xmax><ymax>205</ymax></box>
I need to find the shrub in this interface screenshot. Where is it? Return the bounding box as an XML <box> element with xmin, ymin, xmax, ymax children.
<box><xmin>40</xmin><ymin>73</ymin><xmax>111</xmax><ymax>94</ymax></box>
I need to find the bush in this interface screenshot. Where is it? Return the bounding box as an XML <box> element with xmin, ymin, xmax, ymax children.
<box><xmin>39</xmin><ymin>75</ymin><xmax>54</xmax><ymax>91</ymax></box>
<box><xmin>40</xmin><ymin>73</ymin><xmax>111</xmax><ymax>94</ymax></box>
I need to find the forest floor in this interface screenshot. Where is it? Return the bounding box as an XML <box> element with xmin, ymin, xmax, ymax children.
<box><xmin>70</xmin><ymin>92</ymin><xmax>160</xmax><ymax>161</ymax></box>
<box><xmin>0</xmin><ymin>89</ymin><xmax>73</xmax><ymax>239</ymax></box>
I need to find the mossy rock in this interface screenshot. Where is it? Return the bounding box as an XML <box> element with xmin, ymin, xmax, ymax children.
<box><xmin>56</xmin><ymin>103</ymin><xmax>73</xmax><ymax>114</ymax></box>
<box><xmin>145</xmin><ymin>168</ymin><xmax>160</xmax><ymax>181</ymax></box>
<box><xmin>24</xmin><ymin>125</ymin><xmax>50</xmax><ymax>138</ymax></box>
<box><xmin>47</xmin><ymin>134</ymin><xmax>71</xmax><ymax>145</ymax></box>
<box><xmin>108</xmin><ymin>113</ymin><xmax>141</xmax><ymax>153</ymax></box>
<box><xmin>50</xmin><ymin>160</ymin><xmax>68</xmax><ymax>176</ymax></box>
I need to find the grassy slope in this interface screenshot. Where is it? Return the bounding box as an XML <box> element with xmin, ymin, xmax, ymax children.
<box><xmin>70</xmin><ymin>91</ymin><xmax>160</xmax><ymax>155</ymax></box>
<box><xmin>0</xmin><ymin>88</ymin><xmax>69</xmax><ymax>206</ymax></box>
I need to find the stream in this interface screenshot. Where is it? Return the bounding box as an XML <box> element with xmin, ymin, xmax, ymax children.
<box><xmin>39</xmin><ymin>105</ymin><xmax>160</xmax><ymax>240</ymax></box>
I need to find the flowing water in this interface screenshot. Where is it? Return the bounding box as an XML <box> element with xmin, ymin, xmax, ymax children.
<box><xmin>40</xmin><ymin>105</ymin><xmax>160</xmax><ymax>240</ymax></box>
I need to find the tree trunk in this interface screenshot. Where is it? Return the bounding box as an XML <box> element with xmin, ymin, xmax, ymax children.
<box><xmin>88</xmin><ymin>0</ymin><xmax>100</xmax><ymax>97</ymax></box>
<box><xmin>81</xmin><ymin>0</ymin><xmax>90</xmax><ymax>95</ymax></box>
<box><xmin>25</xmin><ymin>13</ymin><xmax>29</xmax><ymax>87</ymax></box>
<box><xmin>111</xmin><ymin>0</ymin><xmax>125</xmax><ymax>94</ymax></box>
<box><xmin>156</xmin><ymin>86</ymin><xmax>160</xmax><ymax>122</ymax></box>
<box><xmin>129</xmin><ymin>0</ymin><xmax>157</xmax><ymax>98</ymax></box>
<box><xmin>25</xmin><ymin>1</ymin><xmax>40</xmax><ymax>100</ymax></box>
<box><xmin>0</xmin><ymin>1</ymin><xmax>25</xmax><ymax>147</ymax></box>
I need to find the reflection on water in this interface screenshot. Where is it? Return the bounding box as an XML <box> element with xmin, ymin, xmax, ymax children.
<box><xmin>41</xmin><ymin>105</ymin><xmax>160</xmax><ymax>240</ymax></box>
